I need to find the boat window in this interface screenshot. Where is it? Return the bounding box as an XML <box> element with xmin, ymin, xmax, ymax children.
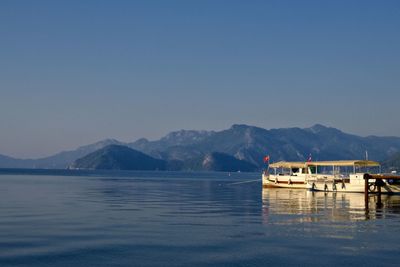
<box><xmin>274</xmin><ymin>167</ymin><xmax>291</xmax><ymax>175</ymax></box>
<box><xmin>355</xmin><ymin>165</ymin><xmax>380</xmax><ymax>174</ymax></box>
<box><xmin>309</xmin><ymin>166</ymin><xmax>316</xmax><ymax>174</ymax></box>
<box><xmin>291</xmin><ymin>168</ymin><xmax>299</xmax><ymax>173</ymax></box>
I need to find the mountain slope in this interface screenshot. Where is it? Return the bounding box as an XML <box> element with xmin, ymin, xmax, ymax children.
<box><xmin>70</xmin><ymin>145</ymin><xmax>166</xmax><ymax>170</ymax></box>
<box><xmin>35</xmin><ymin>139</ymin><xmax>125</xmax><ymax>169</ymax></box>
<box><xmin>0</xmin><ymin>154</ymin><xmax>35</xmax><ymax>168</ymax></box>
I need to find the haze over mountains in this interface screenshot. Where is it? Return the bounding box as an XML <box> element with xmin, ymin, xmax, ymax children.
<box><xmin>1</xmin><ymin>124</ymin><xmax>400</xmax><ymax>171</ymax></box>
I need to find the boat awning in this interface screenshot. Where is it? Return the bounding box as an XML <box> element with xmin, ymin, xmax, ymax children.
<box><xmin>269</xmin><ymin>160</ymin><xmax>380</xmax><ymax>168</ymax></box>
<box><xmin>269</xmin><ymin>161</ymin><xmax>307</xmax><ymax>168</ymax></box>
<box><xmin>306</xmin><ymin>160</ymin><xmax>380</xmax><ymax>167</ymax></box>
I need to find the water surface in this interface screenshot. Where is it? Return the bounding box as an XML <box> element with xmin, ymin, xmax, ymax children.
<box><xmin>0</xmin><ymin>170</ymin><xmax>399</xmax><ymax>266</ymax></box>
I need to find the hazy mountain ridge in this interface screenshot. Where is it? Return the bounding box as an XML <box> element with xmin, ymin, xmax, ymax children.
<box><xmin>0</xmin><ymin>139</ymin><xmax>126</xmax><ymax>169</ymax></box>
<box><xmin>128</xmin><ymin>130</ymin><xmax>215</xmax><ymax>160</ymax></box>
<box><xmin>2</xmin><ymin>124</ymin><xmax>400</xmax><ymax>170</ymax></box>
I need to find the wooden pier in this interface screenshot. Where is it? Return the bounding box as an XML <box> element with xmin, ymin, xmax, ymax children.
<box><xmin>364</xmin><ymin>174</ymin><xmax>400</xmax><ymax>209</ymax></box>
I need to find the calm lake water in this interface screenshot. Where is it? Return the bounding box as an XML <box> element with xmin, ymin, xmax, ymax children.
<box><xmin>1</xmin><ymin>170</ymin><xmax>400</xmax><ymax>267</ymax></box>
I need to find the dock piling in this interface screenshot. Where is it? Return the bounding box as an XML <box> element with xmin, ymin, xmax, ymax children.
<box><xmin>364</xmin><ymin>173</ymin><xmax>370</xmax><ymax>210</ymax></box>
<box><xmin>376</xmin><ymin>179</ymin><xmax>383</xmax><ymax>208</ymax></box>
<box><xmin>364</xmin><ymin>174</ymin><xmax>400</xmax><ymax>209</ymax></box>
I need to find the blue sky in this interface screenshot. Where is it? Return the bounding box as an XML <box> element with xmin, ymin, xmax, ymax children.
<box><xmin>1</xmin><ymin>0</ymin><xmax>399</xmax><ymax>158</ymax></box>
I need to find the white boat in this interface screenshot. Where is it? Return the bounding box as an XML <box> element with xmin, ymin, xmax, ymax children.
<box><xmin>263</xmin><ymin>160</ymin><xmax>400</xmax><ymax>193</ymax></box>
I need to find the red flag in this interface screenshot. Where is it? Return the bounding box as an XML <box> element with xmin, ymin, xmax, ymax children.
<box><xmin>263</xmin><ymin>155</ymin><xmax>270</xmax><ymax>163</ymax></box>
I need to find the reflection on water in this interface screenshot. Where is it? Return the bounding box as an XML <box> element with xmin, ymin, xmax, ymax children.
<box><xmin>262</xmin><ymin>188</ymin><xmax>400</xmax><ymax>223</ymax></box>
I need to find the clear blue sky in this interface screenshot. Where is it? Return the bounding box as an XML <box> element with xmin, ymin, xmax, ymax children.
<box><xmin>1</xmin><ymin>0</ymin><xmax>399</xmax><ymax>158</ymax></box>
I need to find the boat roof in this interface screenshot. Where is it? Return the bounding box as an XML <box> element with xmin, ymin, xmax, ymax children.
<box><xmin>269</xmin><ymin>160</ymin><xmax>380</xmax><ymax>168</ymax></box>
<box><xmin>269</xmin><ymin>161</ymin><xmax>306</xmax><ymax>168</ymax></box>
<box><xmin>306</xmin><ymin>160</ymin><xmax>380</xmax><ymax>167</ymax></box>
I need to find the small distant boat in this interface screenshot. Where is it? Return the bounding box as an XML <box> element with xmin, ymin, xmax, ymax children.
<box><xmin>263</xmin><ymin>160</ymin><xmax>400</xmax><ymax>193</ymax></box>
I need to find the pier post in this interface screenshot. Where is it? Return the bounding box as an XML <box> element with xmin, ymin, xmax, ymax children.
<box><xmin>364</xmin><ymin>174</ymin><xmax>370</xmax><ymax>210</ymax></box>
<box><xmin>363</xmin><ymin>174</ymin><xmax>400</xmax><ymax>212</ymax></box>
<box><xmin>376</xmin><ymin>179</ymin><xmax>383</xmax><ymax>208</ymax></box>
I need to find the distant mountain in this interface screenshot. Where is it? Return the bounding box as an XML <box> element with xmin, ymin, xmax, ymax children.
<box><xmin>2</xmin><ymin>124</ymin><xmax>400</xmax><ymax>171</ymax></box>
<box><xmin>0</xmin><ymin>154</ymin><xmax>35</xmax><ymax>168</ymax></box>
<box><xmin>35</xmin><ymin>139</ymin><xmax>125</xmax><ymax>169</ymax></box>
<box><xmin>70</xmin><ymin>145</ymin><xmax>166</xmax><ymax>170</ymax></box>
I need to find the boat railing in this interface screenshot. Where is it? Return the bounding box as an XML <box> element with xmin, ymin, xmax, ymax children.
<box><xmin>306</xmin><ymin>173</ymin><xmax>349</xmax><ymax>182</ymax></box>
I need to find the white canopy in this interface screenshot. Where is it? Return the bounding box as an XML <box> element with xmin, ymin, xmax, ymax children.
<box><xmin>269</xmin><ymin>160</ymin><xmax>380</xmax><ymax>168</ymax></box>
<box><xmin>306</xmin><ymin>160</ymin><xmax>380</xmax><ymax>167</ymax></box>
<box><xmin>269</xmin><ymin>161</ymin><xmax>307</xmax><ymax>168</ymax></box>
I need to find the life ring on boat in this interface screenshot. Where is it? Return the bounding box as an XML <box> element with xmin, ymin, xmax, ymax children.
<box><xmin>368</xmin><ymin>183</ymin><xmax>376</xmax><ymax>192</ymax></box>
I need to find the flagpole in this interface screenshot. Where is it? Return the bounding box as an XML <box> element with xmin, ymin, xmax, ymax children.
<box><xmin>263</xmin><ymin>155</ymin><xmax>270</xmax><ymax>175</ymax></box>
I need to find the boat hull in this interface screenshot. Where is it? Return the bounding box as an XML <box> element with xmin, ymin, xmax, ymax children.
<box><xmin>262</xmin><ymin>173</ymin><xmax>307</xmax><ymax>189</ymax></box>
<box><xmin>307</xmin><ymin>180</ymin><xmax>400</xmax><ymax>194</ymax></box>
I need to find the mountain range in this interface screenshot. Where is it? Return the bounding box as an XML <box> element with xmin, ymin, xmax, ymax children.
<box><xmin>1</xmin><ymin>124</ymin><xmax>400</xmax><ymax>171</ymax></box>
<box><xmin>69</xmin><ymin>145</ymin><xmax>258</xmax><ymax>172</ymax></box>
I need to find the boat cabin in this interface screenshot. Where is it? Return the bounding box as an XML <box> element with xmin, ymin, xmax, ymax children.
<box><xmin>305</xmin><ymin>160</ymin><xmax>380</xmax><ymax>183</ymax></box>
